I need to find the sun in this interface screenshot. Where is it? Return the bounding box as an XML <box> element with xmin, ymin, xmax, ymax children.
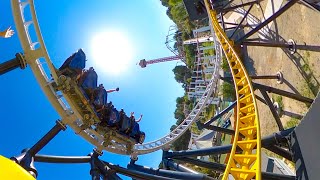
<box><xmin>90</xmin><ymin>31</ymin><xmax>133</xmax><ymax>75</ymax></box>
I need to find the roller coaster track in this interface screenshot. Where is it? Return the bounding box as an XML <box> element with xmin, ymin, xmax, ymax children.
<box><xmin>204</xmin><ymin>0</ymin><xmax>261</xmax><ymax>179</ymax></box>
<box><xmin>11</xmin><ymin>0</ymin><xmax>222</xmax><ymax>155</ymax></box>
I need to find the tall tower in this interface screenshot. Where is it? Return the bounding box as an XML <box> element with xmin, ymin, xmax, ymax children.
<box><xmin>138</xmin><ymin>56</ymin><xmax>184</xmax><ymax>68</ymax></box>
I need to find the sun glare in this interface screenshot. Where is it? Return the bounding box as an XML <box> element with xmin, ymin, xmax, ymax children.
<box><xmin>90</xmin><ymin>31</ymin><xmax>133</xmax><ymax>75</ymax></box>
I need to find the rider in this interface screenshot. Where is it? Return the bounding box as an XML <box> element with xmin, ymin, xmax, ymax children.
<box><xmin>127</xmin><ymin>112</ymin><xmax>142</xmax><ymax>134</ymax></box>
<box><xmin>0</xmin><ymin>26</ymin><xmax>14</xmax><ymax>38</ymax></box>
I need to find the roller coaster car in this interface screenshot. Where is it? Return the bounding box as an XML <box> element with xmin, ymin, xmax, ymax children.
<box><xmin>130</xmin><ymin>121</ymin><xmax>145</xmax><ymax>144</ymax></box>
<box><xmin>56</xmin><ymin>49</ymin><xmax>145</xmax><ymax>146</ymax></box>
<box><xmin>58</xmin><ymin>49</ymin><xmax>86</xmax><ymax>78</ymax></box>
<box><xmin>98</xmin><ymin>108</ymin><xmax>145</xmax><ymax>144</ymax></box>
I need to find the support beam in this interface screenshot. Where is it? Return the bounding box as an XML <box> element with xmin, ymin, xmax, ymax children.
<box><xmin>90</xmin><ymin>152</ymin><xmax>101</xmax><ymax>180</ymax></box>
<box><xmin>28</xmin><ymin>120</ymin><xmax>66</xmax><ymax>156</ymax></box>
<box><xmin>230</xmin><ymin>4</ymin><xmax>254</xmax><ymax>39</ymax></box>
<box><xmin>241</xmin><ymin>41</ymin><xmax>320</xmax><ymax>52</ymax></box>
<box><xmin>265</xmin><ymin>145</ymin><xmax>293</xmax><ymax>161</ymax></box>
<box><xmin>164</xmin><ymin>128</ymin><xmax>294</xmax><ymax>158</ymax></box>
<box><xmin>162</xmin><ymin>158</ymin><xmax>200</xmax><ymax>174</ymax></box>
<box><xmin>101</xmin><ymin>160</ymin><xmax>178</xmax><ymax>180</ymax></box>
<box><xmin>197</xmin><ymin>122</ymin><xmax>246</xmax><ymax>138</ymax></box>
<box><xmin>220</xmin><ymin>0</ymin><xmax>236</xmax><ymax>10</ymax></box>
<box><xmin>220</xmin><ymin>12</ymin><xmax>226</xmax><ymax>31</ymax></box>
<box><xmin>260</xmin><ymin>89</ymin><xmax>284</xmax><ymax>131</ymax></box>
<box><xmin>241</xmin><ymin>41</ymin><xmax>294</xmax><ymax>48</ymax></box>
<box><xmin>201</xmin><ymin>123</ymin><xmax>235</xmax><ymax>135</ymax></box>
<box><xmin>253</xmin><ymin>82</ymin><xmax>313</xmax><ymax>104</ymax></box>
<box><xmin>34</xmin><ymin>154</ymin><xmax>91</xmax><ymax>163</ymax></box>
<box><xmin>221</xmin><ymin>1</ymin><xmax>258</xmax><ymax>13</ymax></box>
<box><xmin>221</xmin><ymin>74</ymin><xmax>281</xmax><ymax>81</ymax></box>
<box><xmin>175</xmin><ymin>157</ymin><xmax>225</xmax><ymax>172</ymax></box>
<box><xmin>93</xmin><ymin>157</ymin><xmax>121</xmax><ymax>180</ymax></box>
<box><xmin>202</xmin><ymin>100</ymin><xmax>237</xmax><ymax>126</ymax></box>
<box><xmin>127</xmin><ymin>163</ymin><xmax>214</xmax><ymax>180</ymax></box>
<box><xmin>0</xmin><ymin>53</ymin><xmax>26</xmax><ymax>75</ymax></box>
<box><xmin>220</xmin><ymin>77</ymin><xmax>313</xmax><ymax>104</ymax></box>
<box><xmin>11</xmin><ymin>120</ymin><xmax>66</xmax><ymax>178</ymax></box>
<box><xmin>236</xmin><ymin>0</ymin><xmax>299</xmax><ymax>43</ymax></box>
<box><xmin>173</xmin><ymin>158</ymin><xmax>295</xmax><ymax>180</ymax></box>
<box><xmin>300</xmin><ymin>0</ymin><xmax>320</xmax><ymax>11</ymax></box>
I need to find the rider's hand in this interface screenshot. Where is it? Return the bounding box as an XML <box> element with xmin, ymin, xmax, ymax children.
<box><xmin>0</xmin><ymin>26</ymin><xmax>14</xmax><ymax>38</ymax></box>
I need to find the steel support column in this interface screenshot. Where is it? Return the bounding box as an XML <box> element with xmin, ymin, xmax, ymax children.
<box><xmin>236</xmin><ymin>0</ymin><xmax>299</xmax><ymax>43</ymax></box>
<box><xmin>162</xmin><ymin>158</ymin><xmax>200</xmax><ymax>174</ymax></box>
<box><xmin>0</xmin><ymin>53</ymin><xmax>26</xmax><ymax>75</ymax></box>
<box><xmin>300</xmin><ymin>0</ymin><xmax>320</xmax><ymax>11</ymax></box>
<box><xmin>173</xmin><ymin>157</ymin><xmax>295</xmax><ymax>180</ymax></box>
<box><xmin>221</xmin><ymin>1</ymin><xmax>259</xmax><ymax>13</ymax></box>
<box><xmin>101</xmin><ymin>160</ymin><xmax>178</xmax><ymax>180</ymax></box>
<box><xmin>93</xmin><ymin>157</ymin><xmax>121</xmax><ymax>180</ymax></box>
<box><xmin>260</xmin><ymin>89</ymin><xmax>284</xmax><ymax>131</ymax></box>
<box><xmin>197</xmin><ymin>122</ymin><xmax>246</xmax><ymax>138</ymax></box>
<box><xmin>221</xmin><ymin>74</ymin><xmax>280</xmax><ymax>81</ymax></box>
<box><xmin>34</xmin><ymin>154</ymin><xmax>90</xmax><ymax>163</ymax></box>
<box><xmin>241</xmin><ymin>41</ymin><xmax>293</xmax><ymax>48</ymax></box>
<box><xmin>253</xmin><ymin>82</ymin><xmax>313</xmax><ymax>104</ymax></box>
<box><xmin>11</xmin><ymin>120</ymin><xmax>66</xmax><ymax>178</ymax></box>
<box><xmin>265</xmin><ymin>145</ymin><xmax>293</xmax><ymax>161</ymax></box>
<box><xmin>202</xmin><ymin>100</ymin><xmax>237</xmax><ymax>126</ymax></box>
<box><xmin>174</xmin><ymin>157</ymin><xmax>226</xmax><ymax>172</ymax></box>
<box><xmin>28</xmin><ymin>120</ymin><xmax>67</xmax><ymax>156</ymax></box>
<box><xmin>240</xmin><ymin>41</ymin><xmax>320</xmax><ymax>52</ymax></box>
<box><xmin>127</xmin><ymin>163</ymin><xmax>214</xmax><ymax>180</ymax></box>
<box><xmin>198</xmin><ymin>123</ymin><xmax>235</xmax><ymax>135</ymax></box>
<box><xmin>221</xmin><ymin>77</ymin><xmax>313</xmax><ymax>104</ymax></box>
<box><xmin>230</xmin><ymin>4</ymin><xmax>254</xmax><ymax>39</ymax></box>
<box><xmin>164</xmin><ymin>128</ymin><xmax>294</xmax><ymax>158</ymax></box>
<box><xmin>90</xmin><ymin>153</ymin><xmax>101</xmax><ymax>180</ymax></box>
<box><xmin>220</xmin><ymin>12</ymin><xmax>226</xmax><ymax>31</ymax></box>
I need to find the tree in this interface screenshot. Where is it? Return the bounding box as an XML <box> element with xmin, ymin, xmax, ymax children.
<box><xmin>172</xmin><ymin>65</ymin><xmax>191</xmax><ymax>84</ymax></box>
<box><xmin>176</xmin><ymin>96</ymin><xmax>184</xmax><ymax>105</ymax></box>
<box><xmin>174</xmin><ymin>108</ymin><xmax>185</xmax><ymax>122</ymax></box>
<box><xmin>171</xmin><ymin>129</ymin><xmax>191</xmax><ymax>150</ymax></box>
<box><xmin>221</xmin><ymin>82</ymin><xmax>236</xmax><ymax>100</ymax></box>
<box><xmin>160</xmin><ymin>0</ymin><xmax>169</xmax><ymax>7</ymax></box>
<box><xmin>170</xmin><ymin>124</ymin><xmax>177</xmax><ymax>131</ymax></box>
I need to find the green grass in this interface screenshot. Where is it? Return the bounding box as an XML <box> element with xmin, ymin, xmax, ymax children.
<box><xmin>202</xmin><ymin>42</ymin><xmax>215</xmax><ymax>56</ymax></box>
<box><xmin>272</xmin><ymin>95</ymin><xmax>283</xmax><ymax>116</ymax></box>
<box><xmin>221</xmin><ymin>56</ymin><xmax>230</xmax><ymax>72</ymax></box>
<box><xmin>285</xmin><ymin>117</ymin><xmax>300</xmax><ymax>129</ymax></box>
<box><xmin>300</xmin><ymin>50</ymin><xmax>318</xmax><ymax>97</ymax></box>
<box><xmin>219</xmin><ymin>134</ymin><xmax>232</xmax><ymax>164</ymax></box>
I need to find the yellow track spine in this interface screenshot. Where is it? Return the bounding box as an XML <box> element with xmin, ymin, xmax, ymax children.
<box><xmin>204</xmin><ymin>1</ymin><xmax>261</xmax><ymax>179</ymax></box>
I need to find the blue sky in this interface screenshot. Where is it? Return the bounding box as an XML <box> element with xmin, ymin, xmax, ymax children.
<box><xmin>0</xmin><ymin>1</ymin><xmax>184</xmax><ymax>179</ymax></box>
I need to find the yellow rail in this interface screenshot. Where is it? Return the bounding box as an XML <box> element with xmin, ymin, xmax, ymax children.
<box><xmin>204</xmin><ymin>1</ymin><xmax>261</xmax><ymax>179</ymax></box>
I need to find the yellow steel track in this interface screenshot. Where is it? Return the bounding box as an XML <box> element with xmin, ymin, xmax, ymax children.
<box><xmin>204</xmin><ymin>1</ymin><xmax>261</xmax><ymax>179</ymax></box>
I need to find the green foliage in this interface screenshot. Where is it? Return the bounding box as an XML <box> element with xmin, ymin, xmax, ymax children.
<box><xmin>161</xmin><ymin>0</ymin><xmax>169</xmax><ymax>7</ymax></box>
<box><xmin>171</xmin><ymin>129</ymin><xmax>191</xmax><ymax>150</ymax></box>
<box><xmin>176</xmin><ymin>96</ymin><xmax>184</xmax><ymax>105</ymax></box>
<box><xmin>221</xmin><ymin>82</ymin><xmax>236</xmax><ymax>100</ymax></box>
<box><xmin>202</xmin><ymin>42</ymin><xmax>215</xmax><ymax>56</ymax></box>
<box><xmin>285</xmin><ymin>118</ymin><xmax>300</xmax><ymax>129</ymax></box>
<box><xmin>172</xmin><ymin>65</ymin><xmax>192</xmax><ymax>85</ymax></box>
<box><xmin>170</xmin><ymin>124</ymin><xmax>177</xmax><ymax>131</ymax></box>
<box><xmin>221</xmin><ymin>56</ymin><xmax>230</xmax><ymax>72</ymax></box>
<box><xmin>168</xmin><ymin>0</ymin><xmax>182</xmax><ymax>6</ymax></box>
<box><xmin>275</xmin><ymin>95</ymin><xmax>283</xmax><ymax>110</ymax></box>
<box><xmin>184</xmin><ymin>44</ymin><xmax>196</xmax><ymax>68</ymax></box>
